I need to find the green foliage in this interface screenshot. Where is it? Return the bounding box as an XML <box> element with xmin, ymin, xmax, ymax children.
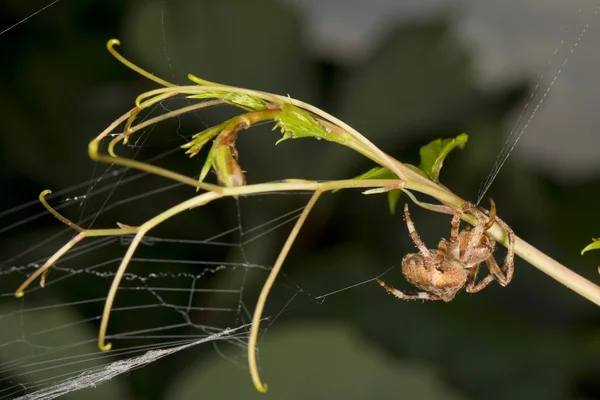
<box><xmin>181</xmin><ymin>123</ymin><xmax>226</xmax><ymax>158</ymax></box>
<box><xmin>188</xmin><ymin>91</ymin><xmax>268</xmax><ymax>111</ymax></box>
<box><xmin>199</xmin><ymin>146</ymin><xmax>215</xmax><ymax>183</ymax></box>
<box><xmin>581</xmin><ymin>238</ymin><xmax>600</xmax><ymax>255</ymax></box>
<box><xmin>352</xmin><ymin>166</ymin><xmax>397</xmax><ymax>181</ymax></box>
<box><xmin>184</xmin><ymin>103</ymin><xmax>350</xmax><ymax>188</ymax></box>
<box><xmin>351</xmin><ymin>133</ymin><xmax>469</xmax><ymax>213</ymax></box>
<box><xmin>418</xmin><ymin>133</ymin><xmax>468</xmax><ymax>182</ymax></box>
<box><xmin>274</xmin><ymin>103</ymin><xmax>341</xmax><ymax>144</ymax></box>
<box><xmin>387</xmin><ymin>189</ymin><xmax>403</xmax><ymax>215</ymax></box>
<box><xmin>350</xmin><ymin>167</ymin><xmax>403</xmax><ymax>214</ymax></box>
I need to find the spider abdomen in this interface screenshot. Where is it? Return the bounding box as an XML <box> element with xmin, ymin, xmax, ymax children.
<box><xmin>401</xmin><ymin>253</ymin><xmax>468</xmax><ymax>302</ymax></box>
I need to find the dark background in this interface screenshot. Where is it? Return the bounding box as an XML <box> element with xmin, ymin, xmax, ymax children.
<box><xmin>0</xmin><ymin>1</ymin><xmax>599</xmax><ymax>399</ymax></box>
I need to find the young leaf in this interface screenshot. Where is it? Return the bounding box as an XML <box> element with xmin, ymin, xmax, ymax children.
<box><xmin>349</xmin><ymin>164</ymin><xmax>433</xmax><ymax>214</ymax></box>
<box><xmin>273</xmin><ymin>103</ymin><xmax>340</xmax><ymax>144</ymax></box>
<box><xmin>199</xmin><ymin>147</ymin><xmax>214</xmax><ymax>184</ymax></box>
<box><xmin>348</xmin><ymin>134</ymin><xmax>467</xmax><ymax>213</ymax></box>
<box><xmin>347</xmin><ymin>167</ymin><xmax>404</xmax><ymax>214</ymax></box>
<box><xmin>387</xmin><ymin>190</ymin><xmax>402</xmax><ymax>215</ymax></box>
<box><xmin>418</xmin><ymin>133</ymin><xmax>468</xmax><ymax>182</ymax></box>
<box><xmin>581</xmin><ymin>238</ymin><xmax>600</xmax><ymax>255</ymax></box>
<box><xmin>188</xmin><ymin>91</ymin><xmax>267</xmax><ymax>111</ymax></box>
<box><xmin>181</xmin><ymin>123</ymin><xmax>225</xmax><ymax>158</ymax></box>
<box><xmin>352</xmin><ymin>166</ymin><xmax>397</xmax><ymax>180</ymax></box>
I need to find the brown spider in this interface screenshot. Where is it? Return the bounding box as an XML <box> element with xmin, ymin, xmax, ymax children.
<box><xmin>377</xmin><ymin>200</ymin><xmax>515</xmax><ymax>302</ymax></box>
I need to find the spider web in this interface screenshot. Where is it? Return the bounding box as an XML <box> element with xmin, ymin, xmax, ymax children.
<box><xmin>0</xmin><ymin>139</ymin><xmax>324</xmax><ymax>398</ymax></box>
<box><xmin>0</xmin><ymin>3</ymin><xmax>359</xmax><ymax>398</ymax></box>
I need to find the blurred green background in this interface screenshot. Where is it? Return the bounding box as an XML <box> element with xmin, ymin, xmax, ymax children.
<box><xmin>0</xmin><ymin>1</ymin><xmax>599</xmax><ymax>399</ymax></box>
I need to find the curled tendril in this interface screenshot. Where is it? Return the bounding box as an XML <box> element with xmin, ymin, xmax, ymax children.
<box><xmin>107</xmin><ymin>135</ymin><xmax>126</xmax><ymax>157</ymax></box>
<box><xmin>107</xmin><ymin>39</ymin><xmax>174</xmax><ymax>88</ymax></box>
<box><xmin>39</xmin><ymin>190</ymin><xmax>84</xmax><ymax>232</ymax></box>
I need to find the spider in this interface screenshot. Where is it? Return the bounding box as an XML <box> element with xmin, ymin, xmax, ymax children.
<box><xmin>377</xmin><ymin>200</ymin><xmax>515</xmax><ymax>302</ymax></box>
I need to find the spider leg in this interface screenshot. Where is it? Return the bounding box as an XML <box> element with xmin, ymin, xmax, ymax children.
<box><xmin>452</xmin><ymin>201</ymin><xmax>496</xmax><ymax>264</ymax></box>
<box><xmin>404</xmin><ymin>204</ymin><xmax>435</xmax><ymax>262</ymax></box>
<box><xmin>435</xmin><ymin>239</ymin><xmax>449</xmax><ymax>263</ymax></box>
<box><xmin>465</xmin><ymin>208</ymin><xmax>490</xmax><ymax>257</ymax></box>
<box><xmin>482</xmin><ymin>239</ymin><xmax>514</xmax><ymax>286</ymax></box>
<box><xmin>376</xmin><ymin>278</ymin><xmax>441</xmax><ymax>301</ymax></box>
<box><xmin>473</xmin><ymin>211</ymin><xmax>515</xmax><ymax>287</ymax></box>
<box><xmin>450</xmin><ymin>201</ymin><xmax>475</xmax><ymax>242</ymax></box>
<box><xmin>454</xmin><ymin>205</ymin><xmax>490</xmax><ymax>265</ymax></box>
<box><xmin>465</xmin><ymin>265</ymin><xmax>495</xmax><ymax>293</ymax></box>
<box><xmin>492</xmin><ymin>216</ymin><xmax>515</xmax><ymax>284</ymax></box>
<box><xmin>483</xmin><ymin>199</ymin><xmax>497</xmax><ymax>231</ymax></box>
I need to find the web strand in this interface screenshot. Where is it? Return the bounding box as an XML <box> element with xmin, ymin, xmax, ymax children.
<box><xmin>13</xmin><ymin>326</ymin><xmax>246</xmax><ymax>400</ymax></box>
<box><xmin>476</xmin><ymin>5</ymin><xmax>599</xmax><ymax>204</ymax></box>
<box><xmin>0</xmin><ymin>0</ymin><xmax>62</xmax><ymax>37</ymax></box>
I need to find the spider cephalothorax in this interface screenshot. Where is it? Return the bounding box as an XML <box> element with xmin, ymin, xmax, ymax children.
<box><xmin>377</xmin><ymin>200</ymin><xmax>515</xmax><ymax>302</ymax></box>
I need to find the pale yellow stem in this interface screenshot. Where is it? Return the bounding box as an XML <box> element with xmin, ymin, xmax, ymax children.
<box><xmin>248</xmin><ymin>190</ymin><xmax>323</xmax><ymax>392</ymax></box>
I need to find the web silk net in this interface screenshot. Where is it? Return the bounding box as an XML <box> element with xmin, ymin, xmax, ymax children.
<box><xmin>0</xmin><ymin>110</ymin><xmax>315</xmax><ymax>398</ymax></box>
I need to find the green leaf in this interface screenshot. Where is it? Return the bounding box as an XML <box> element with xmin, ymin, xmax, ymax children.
<box><xmin>199</xmin><ymin>147</ymin><xmax>214</xmax><ymax>184</ymax></box>
<box><xmin>351</xmin><ymin>164</ymin><xmax>427</xmax><ymax>184</ymax></box>
<box><xmin>581</xmin><ymin>238</ymin><xmax>600</xmax><ymax>255</ymax></box>
<box><xmin>273</xmin><ymin>103</ymin><xmax>340</xmax><ymax>144</ymax></box>
<box><xmin>418</xmin><ymin>133</ymin><xmax>468</xmax><ymax>181</ymax></box>
<box><xmin>344</xmin><ymin>133</ymin><xmax>468</xmax><ymax>213</ymax></box>
<box><xmin>406</xmin><ymin>163</ymin><xmax>430</xmax><ymax>178</ymax></box>
<box><xmin>188</xmin><ymin>91</ymin><xmax>267</xmax><ymax>110</ymax></box>
<box><xmin>387</xmin><ymin>189</ymin><xmax>402</xmax><ymax>214</ymax></box>
<box><xmin>352</xmin><ymin>166</ymin><xmax>397</xmax><ymax>180</ymax></box>
<box><xmin>347</xmin><ymin>166</ymin><xmax>407</xmax><ymax>214</ymax></box>
<box><xmin>181</xmin><ymin>123</ymin><xmax>225</xmax><ymax>158</ymax></box>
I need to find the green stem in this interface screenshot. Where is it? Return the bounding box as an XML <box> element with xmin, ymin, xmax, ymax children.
<box><xmin>106</xmin><ymin>101</ymin><xmax>600</xmax><ymax>306</ymax></box>
<box><xmin>99</xmin><ymin>98</ymin><xmax>600</xmax><ymax>307</ymax></box>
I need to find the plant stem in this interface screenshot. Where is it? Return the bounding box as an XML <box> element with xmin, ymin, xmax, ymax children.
<box><xmin>99</xmin><ymin>101</ymin><xmax>600</xmax><ymax>307</ymax></box>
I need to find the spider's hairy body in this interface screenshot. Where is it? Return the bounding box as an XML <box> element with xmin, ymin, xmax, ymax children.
<box><xmin>449</xmin><ymin>230</ymin><xmax>496</xmax><ymax>268</ymax></box>
<box><xmin>401</xmin><ymin>252</ymin><xmax>468</xmax><ymax>302</ymax></box>
<box><xmin>378</xmin><ymin>200</ymin><xmax>515</xmax><ymax>302</ymax></box>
